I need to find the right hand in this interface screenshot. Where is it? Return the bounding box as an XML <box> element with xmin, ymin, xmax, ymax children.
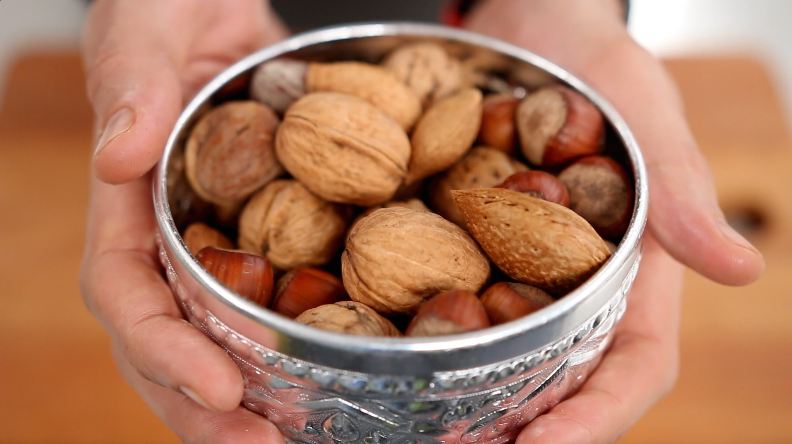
<box><xmin>80</xmin><ymin>1</ymin><xmax>289</xmax><ymax>441</ymax></box>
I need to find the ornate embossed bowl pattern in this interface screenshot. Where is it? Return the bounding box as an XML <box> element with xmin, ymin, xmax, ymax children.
<box><xmin>153</xmin><ymin>23</ymin><xmax>648</xmax><ymax>444</ymax></box>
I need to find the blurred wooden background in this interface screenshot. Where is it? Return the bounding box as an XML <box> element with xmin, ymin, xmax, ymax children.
<box><xmin>0</xmin><ymin>52</ymin><xmax>790</xmax><ymax>443</ymax></box>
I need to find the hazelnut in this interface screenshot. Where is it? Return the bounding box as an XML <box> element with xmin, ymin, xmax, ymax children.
<box><xmin>306</xmin><ymin>61</ymin><xmax>422</xmax><ymax>131</ymax></box>
<box><xmin>184</xmin><ymin>101</ymin><xmax>283</xmax><ymax>206</ymax></box>
<box><xmin>275</xmin><ymin>92</ymin><xmax>411</xmax><ymax>206</ymax></box>
<box><xmin>479</xmin><ymin>93</ymin><xmax>520</xmax><ymax>155</ymax></box>
<box><xmin>480</xmin><ymin>282</ymin><xmax>554</xmax><ymax>325</ymax></box>
<box><xmin>195</xmin><ymin>247</ymin><xmax>274</xmax><ymax>307</ymax></box>
<box><xmin>249</xmin><ymin>59</ymin><xmax>308</xmax><ymax>113</ymax></box>
<box><xmin>182</xmin><ymin>222</ymin><xmax>234</xmax><ymax>255</ymax></box>
<box><xmin>557</xmin><ymin>155</ymin><xmax>634</xmax><ymax>239</ymax></box>
<box><xmin>406</xmin><ymin>290</ymin><xmax>491</xmax><ymax>337</ymax></box>
<box><xmin>295</xmin><ymin>301</ymin><xmax>401</xmax><ymax>337</ymax></box>
<box><xmin>238</xmin><ymin>179</ymin><xmax>350</xmax><ymax>270</ymax></box>
<box><xmin>516</xmin><ymin>85</ymin><xmax>604</xmax><ymax>167</ymax></box>
<box><xmin>495</xmin><ymin>170</ymin><xmax>570</xmax><ymax>207</ymax></box>
<box><xmin>382</xmin><ymin>42</ymin><xmax>463</xmax><ymax>108</ymax></box>
<box><xmin>430</xmin><ymin>146</ymin><xmax>528</xmax><ymax>227</ymax></box>
<box><xmin>342</xmin><ymin>207</ymin><xmax>491</xmax><ymax>316</ymax></box>
<box><xmin>407</xmin><ymin>88</ymin><xmax>483</xmax><ymax>184</ymax></box>
<box><xmin>452</xmin><ymin>188</ymin><xmax>610</xmax><ymax>295</ymax></box>
<box><xmin>272</xmin><ymin>267</ymin><xmax>348</xmax><ymax>319</ymax></box>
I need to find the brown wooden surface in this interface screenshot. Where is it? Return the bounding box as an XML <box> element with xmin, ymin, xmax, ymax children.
<box><xmin>0</xmin><ymin>52</ymin><xmax>790</xmax><ymax>443</ymax></box>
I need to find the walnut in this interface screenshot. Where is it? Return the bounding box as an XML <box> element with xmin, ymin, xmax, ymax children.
<box><xmin>295</xmin><ymin>302</ymin><xmax>401</xmax><ymax>337</ymax></box>
<box><xmin>238</xmin><ymin>179</ymin><xmax>350</xmax><ymax>270</ymax></box>
<box><xmin>382</xmin><ymin>42</ymin><xmax>463</xmax><ymax>108</ymax></box>
<box><xmin>275</xmin><ymin>92</ymin><xmax>411</xmax><ymax>206</ymax></box>
<box><xmin>307</xmin><ymin>61</ymin><xmax>422</xmax><ymax>131</ymax></box>
<box><xmin>184</xmin><ymin>101</ymin><xmax>282</xmax><ymax>206</ymax></box>
<box><xmin>345</xmin><ymin>198</ymin><xmax>431</xmax><ymax>243</ymax></box>
<box><xmin>342</xmin><ymin>207</ymin><xmax>491</xmax><ymax>315</ymax></box>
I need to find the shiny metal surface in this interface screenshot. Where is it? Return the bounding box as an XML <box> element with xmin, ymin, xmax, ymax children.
<box><xmin>153</xmin><ymin>23</ymin><xmax>647</xmax><ymax>442</ymax></box>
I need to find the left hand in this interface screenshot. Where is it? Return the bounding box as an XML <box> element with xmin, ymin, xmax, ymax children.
<box><xmin>464</xmin><ymin>0</ymin><xmax>764</xmax><ymax>442</ymax></box>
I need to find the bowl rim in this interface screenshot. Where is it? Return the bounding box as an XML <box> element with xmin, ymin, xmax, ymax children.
<box><xmin>153</xmin><ymin>22</ymin><xmax>648</xmax><ymax>365</ymax></box>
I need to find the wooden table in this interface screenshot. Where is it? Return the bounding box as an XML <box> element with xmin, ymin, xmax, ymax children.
<box><xmin>0</xmin><ymin>53</ymin><xmax>790</xmax><ymax>443</ymax></box>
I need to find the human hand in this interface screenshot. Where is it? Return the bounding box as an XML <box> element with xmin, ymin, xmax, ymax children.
<box><xmin>80</xmin><ymin>0</ymin><xmax>289</xmax><ymax>441</ymax></box>
<box><xmin>464</xmin><ymin>0</ymin><xmax>765</xmax><ymax>442</ymax></box>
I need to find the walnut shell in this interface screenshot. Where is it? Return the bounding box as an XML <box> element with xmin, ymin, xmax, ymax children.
<box><xmin>275</xmin><ymin>92</ymin><xmax>411</xmax><ymax>206</ymax></box>
<box><xmin>452</xmin><ymin>188</ymin><xmax>610</xmax><ymax>295</ymax></box>
<box><xmin>238</xmin><ymin>179</ymin><xmax>350</xmax><ymax>270</ymax></box>
<box><xmin>295</xmin><ymin>301</ymin><xmax>401</xmax><ymax>337</ymax></box>
<box><xmin>407</xmin><ymin>88</ymin><xmax>483</xmax><ymax>184</ymax></box>
<box><xmin>382</xmin><ymin>42</ymin><xmax>463</xmax><ymax>108</ymax></box>
<box><xmin>184</xmin><ymin>101</ymin><xmax>283</xmax><ymax>206</ymax></box>
<box><xmin>430</xmin><ymin>146</ymin><xmax>528</xmax><ymax>226</ymax></box>
<box><xmin>345</xmin><ymin>198</ymin><xmax>431</xmax><ymax>243</ymax></box>
<box><xmin>307</xmin><ymin>61</ymin><xmax>422</xmax><ymax>131</ymax></box>
<box><xmin>342</xmin><ymin>207</ymin><xmax>491</xmax><ymax>315</ymax></box>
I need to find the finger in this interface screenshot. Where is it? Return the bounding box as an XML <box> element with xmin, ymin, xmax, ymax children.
<box><xmin>83</xmin><ymin>0</ymin><xmax>290</xmax><ymax>185</ymax></box>
<box><xmin>83</xmin><ymin>0</ymin><xmax>187</xmax><ymax>184</ymax></box>
<box><xmin>80</xmin><ymin>176</ymin><xmax>243</xmax><ymax>411</ymax></box>
<box><xmin>463</xmin><ymin>2</ymin><xmax>765</xmax><ymax>285</ymax></box>
<box><xmin>584</xmin><ymin>40</ymin><xmax>765</xmax><ymax>286</ymax></box>
<box><xmin>112</xmin><ymin>345</ymin><xmax>285</xmax><ymax>444</ymax></box>
<box><xmin>517</xmin><ymin>234</ymin><xmax>681</xmax><ymax>444</ymax></box>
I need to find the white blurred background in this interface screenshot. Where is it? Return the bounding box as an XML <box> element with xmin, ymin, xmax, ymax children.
<box><xmin>1</xmin><ymin>0</ymin><xmax>792</xmax><ymax>123</ymax></box>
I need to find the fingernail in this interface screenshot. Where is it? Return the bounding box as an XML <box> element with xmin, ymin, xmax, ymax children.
<box><xmin>179</xmin><ymin>386</ymin><xmax>215</xmax><ymax>411</ymax></box>
<box><xmin>95</xmin><ymin>107</ymin><xmax>134</xmax><ymax>156</ymax></box>
<box><xmin>717</xmin><ymin>219</ymin><xmax>759</xmax><ymax>253</ymax></box>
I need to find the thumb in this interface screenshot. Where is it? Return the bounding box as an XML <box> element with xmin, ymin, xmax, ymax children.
<box><xmin>606</xmin><ymin>43</ymin><xmax>766</xmax><ymax>286</ymax></box>
<box><xmin>83</xmin><ymin>1</ymin><xmax>186</xmax><ymax>184</ymax></box>
<box><xmin>86</xmin><ymin>53</ymin><xmax>182</xmax><ymax>185</ymax></box>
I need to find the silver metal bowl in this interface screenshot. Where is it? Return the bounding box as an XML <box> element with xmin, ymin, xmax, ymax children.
<box><xmin>153</xmin><ymin>23</ymin><xmax>647</xmax><ymax>444</ymax></box>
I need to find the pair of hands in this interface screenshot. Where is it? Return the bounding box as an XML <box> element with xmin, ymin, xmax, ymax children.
<box><xmin>80</xmin><ymin>0</ymin><xmax>765</xmax><ymax>442</ymax></box>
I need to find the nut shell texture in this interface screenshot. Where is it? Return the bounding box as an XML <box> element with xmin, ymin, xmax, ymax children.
<box><xmin>295</xmin><ymin>301</ymin><xmax>401</xmax><ymax>337</ymax></box>
<box><xmin>275</xmin><ymin>92</ymin><xmax>411</xmax><ymax>206</ymax></box>
<box><xmin>182</xmin><ymin>222</ymin><xmax>234</xmax><ymax>255</ymax></box>
<box><xmin>382</xmin><ymin>42</ymin><xmax>463</xmax><ymax>108</ymax></box>
<box><xmin>307</xmin><ymin>61</ymin><xmax>422</xmax><ymax>130</ymax></box>
<box><xmin>452</xmin><ymin>188</ymin><xmax>610</xmax><ymax>295</ymax></box>
<box><xmin>407</xmin><ymin>88</ymin><xmax>483</xmax><ymax>184</ymax></box>
<box><xmin>249</xmin><ymin>59</ymin><xmax>308</xmax><ymax>113</ymax></box>
<box><xmin>517</xmin><ymin>86</ymin><xmax>604</xmax><ymax>167</ymax></box>
<box><xmin>558</xmin><ymin>156</ymin><xmax>633</xmax><ymax>239</ymax></box>
<box><xmin>185</xmin><ymin>101</ymin><xmax>282</xmax><ymax>206</ymax></box>
<box><xmin>342</xmin><ymin>207</ymin><xmax>491</xmax><ymax>315</ymax></box>
<box><xmin>431</xmin><ymin>146</ymin><xmax>528</xmax><ymax>226</ymax></box>
<box><xmin>238</xmin><ymin>179</ymin><xmax>349</xmax><ymax>270</ymax></box>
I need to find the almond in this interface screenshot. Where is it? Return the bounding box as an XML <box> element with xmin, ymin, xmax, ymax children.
<box><xmin>407</xmin><ymin>88</ymin><xmax>483</xmax><ymax>184</ymax></box>
<box><xmin>429</xmin><ymin>146</ymin><xmax>528</xmax><ymax>226</ymax></box>
<box><xmin>451</xmin><ymin>188</ymin><xmax>610</xmax><ymax>295</ymax></box>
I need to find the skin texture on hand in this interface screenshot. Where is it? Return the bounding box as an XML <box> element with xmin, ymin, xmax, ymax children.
<box><xmin>79</xmin><ymin>0</ymin><xmax>765</xmax><ymax>443</ymax></box>
<box><xmin>463</xmin><ymin>0</ymin><xmax>765</xmax><ymax>442</ymax></box>
<box><xmin>80</xmin><ymin>0</ymin><xmax>290</xmax><ymax>441</ymax></box>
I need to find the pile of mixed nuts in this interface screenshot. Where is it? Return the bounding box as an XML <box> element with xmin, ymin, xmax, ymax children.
<box><xmin>178</xmin><ymin>41</ymin><xmax>634</xmax><ymax>338</ymax></box>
